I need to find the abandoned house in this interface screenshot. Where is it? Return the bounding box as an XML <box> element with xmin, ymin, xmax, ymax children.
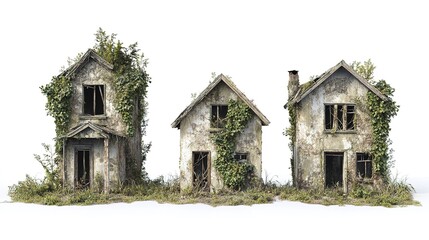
<box><xmin>60</xmin><ymin>49</ymin><xmax>141</xmax><ymax>192</ymax></box>
<box><xmin>171</xmin><ymin>74</ymin><xmax>270</xmax><ymax>191</ymax></box>
<box><xmin>286</xmin><ymin>60</ymin><xmax>387</xmax><ymax>192</ymax></box>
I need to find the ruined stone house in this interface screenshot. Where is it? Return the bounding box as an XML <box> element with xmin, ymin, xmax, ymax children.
<box><xmin>286</xmin><ymin>60</ymin><xmax>387</xmax><ymax>192</ymax></box>
<box><xmin>61</xmin><ymin>49</ymin><xmax>141</xmax><ymax>192</ymax></box>
<box><xmin>172</xmin><ymin>74</ymin><xmax>270</xmax><ymax>191</ymax></box>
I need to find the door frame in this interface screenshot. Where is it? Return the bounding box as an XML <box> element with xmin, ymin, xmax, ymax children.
<box><xmin>191</xmin><ymin>151</ymin><xmax>211</xmax><ymax>191</ymax></box>
<box><xmin>74</xmin><ymin>146</ymin><xmax>93</xmax><ymax>188</ymax></box>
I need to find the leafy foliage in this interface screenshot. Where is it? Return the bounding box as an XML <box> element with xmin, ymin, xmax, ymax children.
<box><xmin>351</xmin><ymin>59</ymin><xmax>376</xmax><ymax>83</ymax></box>
<box><xmin>40</xmin><ymin>75</ymin><xmax>73</xmax><ymax>153</ymax></box>
<box><xmin>94</xmin><ymin>28</ymin><xmax>150</xmax><ymax>136</ymax></box>
<box><xmin>367</xmin><ymin>80</ymin><xmax>399</xmax><ymax>178</ymax></box>
<box><xmin>34</xmin><ymin>143</ymin><xmax>61</xmax><ymax>190</ymax></box>
<box><xmin>211</xmin><ymin>99</ymin><xmax>254</xmax><ymax>190</ymax></box>
<box><xmin>352</xmin><ymin>59</ymin><xmax>399</xmax><ymax>179</ymax></box>
<box><xmin>94</xmin><ymin>28</ymin><xmax>151</xmax><ymax>182</ymax></box>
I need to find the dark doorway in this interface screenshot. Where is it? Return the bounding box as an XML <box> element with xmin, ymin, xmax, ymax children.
<box><xmin>192</xmin><ymin>152</ymin><xmax>210</xmax><ymax>191</ymax></box>
<box><xmin>77</xmin><ymin>150</ymin><xmax>90</xmax><ymax>188</ymax></box>
<box><xmin>325</xmin><ymin>152</ymin><xmax>343</xmax><ymax>187</ymax></box>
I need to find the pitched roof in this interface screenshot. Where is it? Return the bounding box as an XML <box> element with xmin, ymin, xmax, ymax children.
<box><xmin>63</xmin><ymin>122</ymin><xmax>125</xmax><ymax>139</ymax></box>
<box><xmin>171</xmin><ymin>74</ymin><xmax>270</xmax><ymax>128</ymax></box>
<box><xmin>288</xmin><ymin>60</ymin><xmax>387</xmax><ymax>106</ymax></box>
<box><xmin>61</xmin><ymin>49</ymin><xmax>113</xmax><ymax>78</ymax></box>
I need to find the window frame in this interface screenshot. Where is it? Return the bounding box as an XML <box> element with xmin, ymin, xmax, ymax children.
<box><xmin>82</xmin><ymin>84</ymin><xmax>106</xmax><ymax>116</ymax></box>
<box><xmin>324</xmin><ymin>103</ymin><xmax>356</xmax><ymax>133</ymax></box>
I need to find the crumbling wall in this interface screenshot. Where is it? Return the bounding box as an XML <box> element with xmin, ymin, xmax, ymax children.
<box><xmin>179</xmin><ymin>81</ymin><xmax>263</xmax><ymax>191</ymax></box>
<box><xmin>295</xmin><ymin>67</ymin><xmax>373</xmax><ymax>192</ymax></box>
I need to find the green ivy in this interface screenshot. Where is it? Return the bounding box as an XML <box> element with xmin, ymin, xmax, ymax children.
<box><xmin>94</xmin><ymin>28</ymin><xmax>150</xmax><ymax>136</ymax></box>
<box><xmin>40</xmin><ymin>75</ymin><xmax>73</xmax><ymax>153</ymax></box>
<box><xmin>211</xmin><ymin>100</ymin><xmax>253</xmax><ymax>190</ymax></box>
<box><xmin>367</xmin><ymin>80</ymin><xmax>399</xmax><ymax>179</ymax></box>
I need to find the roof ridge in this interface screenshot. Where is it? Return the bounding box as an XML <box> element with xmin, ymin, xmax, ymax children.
<box><xmin>171</xmin><ymin>74</ymin><xmax>270</xmax><ymax>128</ymax></box>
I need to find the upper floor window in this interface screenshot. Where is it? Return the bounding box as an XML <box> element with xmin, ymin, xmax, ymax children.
<box><xmin>356</xmin><ymin>153</ymin><xmax>372</xmax><ymax>179</ymax></box>
<box><xmin>325</xmin><ymin>104</ymin><xmax>355</xmax><ymax>131</ymax></box>
<box><xmin>211</xmin><ymin>105</ymin><xmax>228</xmax><ymax>128</ymax></box>
<box><xmin>83</xmin><ymin>85</ymin><xmax>105</xmax><ymax>115</ymax></box>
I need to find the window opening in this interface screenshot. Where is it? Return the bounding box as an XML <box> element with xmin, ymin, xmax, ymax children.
<box><xmin>325</xmin><ymin>105</ymin><xmax>334</xmax><ymax>130</ymax></box>
<box><xmin>83</xmin><ymin>85</ymin><xmax>105</xmax><ymax>115</ymax></box>
<box><xmin>337</xmin><ymin>105</ymin><xmax>344</xmax><ymax>130</ymax></box>
<box><xmin>211</xmin><ymin>105</ymin><xmax>228</xmax><ymax>128</ymax></box>
<box><xmin>356</xmin><ymin>153</ymin><xmax>372</xmax><ymax>179</ymax></box>
<box><xmin>346</xmin><ymin>105</ymin><xmax>355</xmax><ymax>130</ymax></box>
<box><xmin>325</xmin><ymin>104</ymin><xmax>355</xmax><ymax>131</ymax></box>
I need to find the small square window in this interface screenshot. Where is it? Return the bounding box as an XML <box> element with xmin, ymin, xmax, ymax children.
<box><xmin>234</xmin><ymin>153</ymin><xmax>248</xmax><ymax>163</ymax></box>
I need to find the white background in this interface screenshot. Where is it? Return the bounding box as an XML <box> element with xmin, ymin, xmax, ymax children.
<box><xmin>0</xmin><ymin>1</ymin><xmax>428</xmax><ymax>238</ymax></box>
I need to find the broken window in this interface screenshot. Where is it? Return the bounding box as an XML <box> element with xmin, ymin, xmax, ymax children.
<box><xmin>234</xmin><ymin>153</ymin><xmax>248</xmax><ymax>163</ymax></box>
<box><xmin>325</xmin><ymin>105</ymin><xmax>334</xmax><ymax>130</ymax></box>
<box><xmin>325</xmin><ymin>104</ymin><xmax>355</xmax><ymax>131</ymax></box>
<box><xmin>83</xmin><ymin>85</ymin><xmax>105</xmax><ymax>115</ymax></box>
<box><xmin>77</xmin><ymin>150</ymin><xmax>90</xmax><ymax>188</ymax></box>
<box><xmin>356</xmin><ymin>153</ymin><xmax>372</xmax><ymax>179</ymax></box>
<box><xmin>211</xmin><ymin>105</ymin><xmax>228</xmax><ymax>128</ymax></box>
<box><xmin>193</xmin><ymin>152</ymin><xmax>210</xmax><ymax>191</ymax></box>
<box><xmin>325</xmin><ymin>152</ymin><xmax>343</xmax><ymax>188</ymax></box>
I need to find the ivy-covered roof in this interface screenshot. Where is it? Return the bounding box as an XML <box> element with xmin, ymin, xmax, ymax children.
<box><xmin>171</xmin><ymin>74</ymin><xmax>270</xmax><ymax>128</ymax></box>
<box><xmin>286</xmin><ymin>60</ymin><xmax>387</xmax><ymax>107</ymax></box>
<box><xmin>61</xmin><ymin>49</ymin><xmax>113</xmax><ymax>78</ymax></box>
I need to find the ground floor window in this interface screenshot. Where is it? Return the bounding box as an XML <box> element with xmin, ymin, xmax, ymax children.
<box><xmin>356</xmin><ymin>153</ymin><xmax>372</xmax><ymax>179</ymax></box>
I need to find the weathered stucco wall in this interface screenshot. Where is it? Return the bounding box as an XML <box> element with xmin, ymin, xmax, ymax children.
<box><xmin>179</xmin><ymin>82</ymin><xmax>263</xmax><ymax>191</ymax></box>
<box><xmin>64</xmin><ymin>138</ymin><xmax>104</xmax><ymax>187</ymax></box>
<box><xmin>63</xmin><ymin>136</ymin><xmax>126</xmax><ymax>189</ymax></box>
<box><xmin>295</xmin><ymin>67</ymin><xmax>373</xmax><ymax>191</ymax></box>
<box><xmin>64</xmin><ymin>57</ymin><xmax>129</xmax><ymax>191</ymax></box>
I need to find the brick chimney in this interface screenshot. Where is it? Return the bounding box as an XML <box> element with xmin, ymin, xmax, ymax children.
<box><xmin>288</xmin><ymin>70</ymin><xmax>300</xmax><ymax>99</ymax></box>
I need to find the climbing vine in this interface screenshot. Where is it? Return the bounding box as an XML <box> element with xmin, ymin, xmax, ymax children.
<box><xmin>40</xmin><ymin>75</ymin><xmax>73</xmax><ymax>154</ymax></box>
<box><xmin>94</xmin><ymin>28</ymin><xmax>150</xmax><ymax>136</ymax></box>
<box><xmin>353</xmin><ymin>59</ymin><xmax>399</xmax><ymax>180</ymax></box>
<box><xmin>367</xmin><ymin>80</ymin><xmax>399</xmax><ymax>180</ymax></box>
<box><xmin>211</xmin><ymin>99</ymin><xmax>253</xmax><ymax>190</ymax></box>
<box><xmin>284</xmin><ymin>102</ymin><xmax>296</xmax><ymax>185</ymax></box>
